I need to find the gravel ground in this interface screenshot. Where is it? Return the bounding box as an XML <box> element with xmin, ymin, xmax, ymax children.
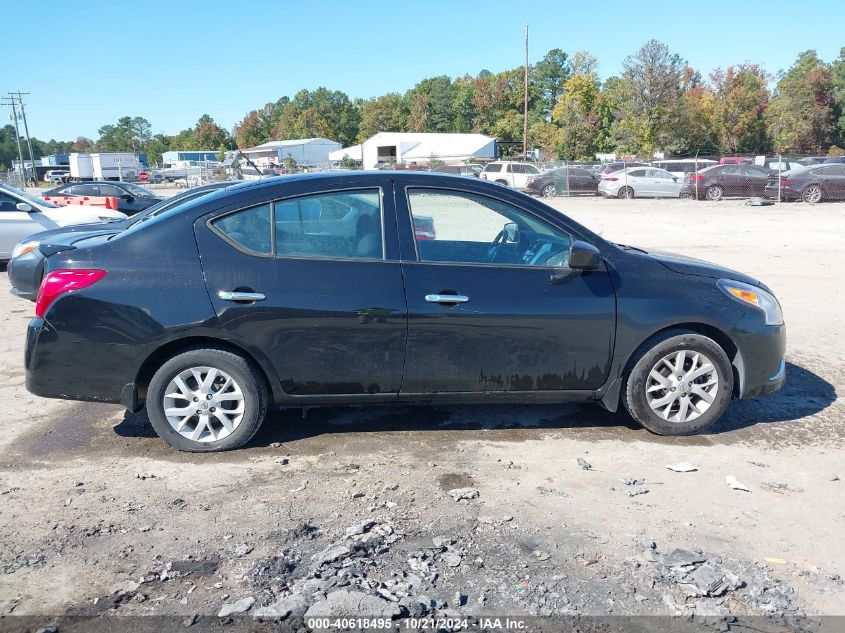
<box><xmin>0</xmin><ymin>194</ymin><xmax>843</xmax><ymax>630</ymax></box>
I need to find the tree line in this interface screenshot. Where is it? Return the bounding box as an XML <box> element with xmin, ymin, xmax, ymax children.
<box><xmin>3</xmin><ymin>40</ymin><xmax>845</xmax><ymax>171</ymax></box>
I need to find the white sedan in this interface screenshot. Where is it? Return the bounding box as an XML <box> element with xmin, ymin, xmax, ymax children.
<box><xmin>598</xmin><ymin>167</ymin><xmax>682</xmax><ymax>199</ymax></box>
<box><xmin>0</xmin><ymin>184</ymin><xmax>127</xmax><ymax>261</ymax></box>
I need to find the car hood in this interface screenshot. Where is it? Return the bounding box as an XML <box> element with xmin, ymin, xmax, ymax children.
<box><xmin>641</xmin><ymin>248</ymin><xmax>767</xmax><ymax>289</ymax></box>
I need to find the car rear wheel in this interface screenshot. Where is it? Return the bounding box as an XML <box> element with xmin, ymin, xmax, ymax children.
<box><xmin>706</xmin><ymin>185</ymin><xmax>723</xmax><ymax>201</ymax></box>
<box><xmin>542</xmin><ymin>184</ymin><xmax>557</xmax><ymax>198</ymax></box>
<box><xmin>146</xmin><ymin>348</ymin><xmax>268</xmax><ymax>452</ymax></box>
<box><xmin>802</xmin><ymin>184</ymin><xmax>822</xmax><ymax>204</ymax></box>
<box><xmin>623</xmin><ymin>331</ymin><xmax>733</xmax><ymax>436</ymax></box>
<box><xmin>617</xmin><ymin>186</ymin><xmax>634</xmax><ymax>199</ymax></box>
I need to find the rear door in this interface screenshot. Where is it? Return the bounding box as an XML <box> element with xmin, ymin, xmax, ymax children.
<box><xmin>395</xmin><ymin>181</ymin><xmax>616</xmax><ymax>394</ymax></box>
<box><xmin>742</xmin><ymin>165</ymin><xmax>771</xmax><ymax>195</ymax></box>
<box><xmin>193</xmin><ymin>179</ymin><xmax>408</xmax><ymax>398</ymax></box>
<box><xmin>719</xmin><ymin>165</ymin><xmax>744</xmax><ymax>195</ymax></box>
<box><xmin>815</xmin><ymin>165</ymin><xmax>845</xmax><ymax>198</ymax></box>
<box><xmin>647</xmin><ymin>168</ymin><xmax>681</xmax><ymax>197</ymax></box>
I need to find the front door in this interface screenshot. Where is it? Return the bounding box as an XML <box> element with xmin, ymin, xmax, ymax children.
<box><xmin>194</xmin><ymin>184</ymin><xmax>407</xmax><ymax>397</ymax></box>
<box><xmin>395</xmin><ymin>183</ymin><xmax>616</xmax><ymax>394</ymax></box>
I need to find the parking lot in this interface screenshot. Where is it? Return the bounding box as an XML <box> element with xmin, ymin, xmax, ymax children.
<box><xmin>1</xmin><ymin>195</ymin><xmax>843</xmax><ymax>625</ymax></box>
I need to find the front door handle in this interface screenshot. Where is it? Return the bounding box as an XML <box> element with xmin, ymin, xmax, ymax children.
<box><xmin>425</xmin><ymin>294</ymin><xmax>469</xmax><ymax>304</ymax></box>
<box><xmin>218</xmin><ymin>290</ymin><xmax>265</xmax><ymax>302</ymax></box>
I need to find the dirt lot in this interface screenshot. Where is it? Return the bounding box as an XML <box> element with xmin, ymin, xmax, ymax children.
<box><xmin>0</xmin><ymin>195</ymin><xmax>843</xmax><ymax>630</ymax></box>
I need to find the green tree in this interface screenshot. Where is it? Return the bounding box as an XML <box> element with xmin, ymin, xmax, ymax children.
<box><xmin>144</xmin><ymin>133</ymin><xmax>171</xmax><ymax>166</ymax></box>
<box><xmin>404</xmin><ymin>76</ymin><xmax>455</xmax><ymax>132</ymax></box>
<box><xmin>533</xmin><ymin>49</ymin><xmax>571</xmax><ymax>117</ymax></box>
<box><xmin>711</xmin><ymin>64</ymin><xmax>770</xmax><ymax>153</ymax></box>
<box><xmin>96</xmin><ymin>116</ymin><xmax>151</xmax><ymax>151</ymax></box>
<box><xmin>552</xmin><ymin>71</ymin><xmax>601</xmax><ymax>159</ymax></box>
<box><xmin>832</xmin><ymin>47</ymin><xmax>845</xmax><ymax>146</ymax></box>
<box><xmin>357</xmin><ymin>93</ymin><xmax>404</xmax><ymax>141</ymax></box>
<box><xmin>766</xmin><ymin>51</ymin><xmax>835</xmax><ymax>154</ymax></box>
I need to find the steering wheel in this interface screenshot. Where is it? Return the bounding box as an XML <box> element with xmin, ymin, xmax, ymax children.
<box><xmin>485</xmin><ymin>230</ymin><xmax>506</xmax><ymax>263</ymax></box>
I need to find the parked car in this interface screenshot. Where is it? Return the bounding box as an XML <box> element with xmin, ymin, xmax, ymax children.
<box><xmin>797</xmin><ymin>156</ymin><xmax>828</xmax><ymax>166</ymax></box>
<box><xmin>756</xmin><ymin>157</ymin><xmax>802</xmax><ymax>174</ymax></box>
<box><xmin>43</xmin><ymin>170</ymin><xmax>70</xmax><ymax>184</ymax></box>
<box><xmin>525</xmin><ymin>166</ymin><xmax>599</xmax><ymax>197</ymax></box>
<box><xmin>683</xmin><ymin>164</ymin><xmax>771</xmax><ymax>200</ymax></box>
<box><xmin>651</xmin><ymin>159</ymin><xmax>717</xmax><ymax>181</ymax></box>
<box><xmin>763</xmin><ymin>163</ymin><xmax>845</xmax><ymax>203</ymax></box>
<box><xmin>0</xmin><ymin>183</ymin><xmax>126</xmax><ymax>262</ymax></box>
<box><xmin>598</xmin><ymin>161</ymin><xmax>648</xmax><ymax>177</ymax></box>
<box><xmin>598</xmin><ymin>167</ymin><xmax>682</xmax><ymax>199</ymax></box>
<box><xmin>719</xmin><ymin>157</ymin><xmax>753</xmax><ymax>165</ymax></box>
<box><xmin>24</xmin><ymin>172</ymin><xmax>785</xmax><ymax>452</ymax></box>
<box><xmin>8</xmin><ymin>182</ymin><xmax>233</xmax><ymax>300</ymax></box>
<box><xmin>479</xmin><ymin>161</ymin><xmax>541</xmax><ymax>189</ymax></box>
<box><xmin>429</xmin><ymin>165</ymin><xmax>479</xmax><ymax>177</ymax></box>
<box><xmin>42</xmin><ymin>181</ymin><xmax>164</xmax><ymax>215</ymax></box>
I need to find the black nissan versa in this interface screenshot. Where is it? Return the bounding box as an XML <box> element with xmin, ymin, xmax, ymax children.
<box><xmin>24</xmin><ymin>172</ymin><xmax>785</xmax><ymax>452</ymax></box>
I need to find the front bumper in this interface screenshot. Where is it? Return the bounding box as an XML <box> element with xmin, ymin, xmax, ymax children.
<box><xmin>731</xmin><ymin>312</ymin><xmax>786</xmax><ymax>400</ymax></box>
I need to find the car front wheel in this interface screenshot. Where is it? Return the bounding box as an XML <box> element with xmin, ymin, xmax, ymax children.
<box><xmin>146</xmin><ymin>348</ymin><xmax>269</xmax><ymax>452</ymax></box>
<box><xmin>623</xmin><ymin>332</ymin><xmax>733</xmax><ymax>435</ymax></box>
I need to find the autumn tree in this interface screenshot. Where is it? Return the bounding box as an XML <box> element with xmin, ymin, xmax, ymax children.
<box><xmin>357</xmin><ymin>93</ymin><xmax>404</xmax><ymax>141</ymax></box>
<box><xmin>711</xmin><ymin>64</ymin><xmax>769</xmax><ymax>153</ymax></box>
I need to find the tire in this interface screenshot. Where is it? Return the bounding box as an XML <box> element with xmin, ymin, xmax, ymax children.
<box><xmin>617</xmin><ymin>186</ymin><xmax>634</xmax><ymax>199</ymax></box>
<box><xmin>706</xmin><ymin>185</ymin><xmax>723</xmax><ymax>201</ymax></box>
<box><xmin>802</xmin><ymin>184</ymin><xmax>822</xmax><ymax>204</ymax></box>
<box><xmin>623</xmin><ymin>331</ymin><xmax>733</xmax><ymax>436</ymax></box>
<box><xmin>146</xmin><ymin>347</ymin><xmax>269</xmax><ymax>452</ymax></box>
<box><xmin>542</xmin><ymin>184</ymin><xmax>557</xmax><ymax>198</ymax></box>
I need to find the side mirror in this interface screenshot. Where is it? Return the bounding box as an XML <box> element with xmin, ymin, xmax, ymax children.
<box><xmin>569</xmin><ymin>240</ymin><xmax>602</xmax><ymax>271</ymax></box>
<box><xmin>502</xmin><ymin>222</ymin><xmax>519</xmax><ymax>244</ymax></box>
<box><xmin>16</xmin><ymin>202</ymin><xmax>33</xmax><ymax>212</ymax></box>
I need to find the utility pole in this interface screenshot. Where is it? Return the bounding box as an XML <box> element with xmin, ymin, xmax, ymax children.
<box><xmin>11</xmin><ymin>93</ymin><xmax>36</xmax><ymax>185</ymax></box>
<box><xmin>523</xmin><ymin>24</ymin><xmax>529</xmax><ymax>161</ymax></box>
<box><xmin>2</xmin><ymin>97</ymin><xmax>27</xmax><ymax>185</ymax></box>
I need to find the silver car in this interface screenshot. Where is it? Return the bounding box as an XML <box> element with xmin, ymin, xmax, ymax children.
<box><xmin>0</xmin><ymin>184</ymin><xmax>127</xmax><ymax>261</ymax></box>
<box><xmin>598</xmin><ymin>167</ymin><xmax>682</xmax><ymax>199</ymax></box>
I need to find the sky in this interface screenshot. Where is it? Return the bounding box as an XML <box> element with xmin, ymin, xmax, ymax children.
<box><xmin>2</xmin><ymin>0</ymin><xmax>844</xmax><ymax>142</ymax></box>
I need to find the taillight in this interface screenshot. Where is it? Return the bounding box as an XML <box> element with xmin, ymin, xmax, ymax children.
<box><xmin>690</xmin><ymin>174</ymin><xmax>704</xmax><ymax>182</ymax></box>
<box><xmin>779</xmin><ymin>178</ymin><xmax>792</xmax><ymax>186</ymax></box>
<box><xmin>602</xmin><ymin>176</ymin><xmax>619</xmax><ymax>182</ymax></box>
<box><xmin>35</xmin><ymin>269</ymin><xmax>107</xmax><ymax>318</ymax></box>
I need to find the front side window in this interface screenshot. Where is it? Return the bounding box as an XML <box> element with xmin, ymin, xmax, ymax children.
<box><xmin>0</xmin><ymin>192</ymin><xmax>19</xmax><ymax>212</ymax></box>
<box><xmin>407</xmin><ymin>188</ymin><xmax>571</xmax><ymax>267</ymax></box>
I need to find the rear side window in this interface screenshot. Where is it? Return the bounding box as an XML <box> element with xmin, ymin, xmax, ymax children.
<box><xmin>210</xmin><ymin>203</ymin><xmax>272</xmax><ymax>255</ymax></box>
<box><xmin>628</xmin><ymin>169</ymin><xmax>647</xmax><ymax>178</ymax></box>
<box><xmin>483</xmin><ymin>163</ymin><xmax>502</xmax><ymax>173</ymax></box>
<box><xmin>275</xmin><ymin>190</ymin><xmax>383</xmax><ymax>260</ymax></box>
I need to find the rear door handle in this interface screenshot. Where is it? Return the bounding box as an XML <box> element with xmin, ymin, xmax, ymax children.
<box><xmin>218</xmin><ymin>291</ymin><xmax>265</xmax><ymax>302</ymax></box>
<box><xmin>425</xmin><ymin>294</ymin><xmax>469</xmax><ymax>304</ymax></box>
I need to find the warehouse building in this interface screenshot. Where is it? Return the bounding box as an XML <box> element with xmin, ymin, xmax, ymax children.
<box><xmin>240</xmin><ymin>138</ymin><xmax>341</xmax><ymax>167</ymax></box>
<box><xmin>329</xmin><ymin>132</ymin><xmax>497</xmax><ymax>169</ymax></box>
<box><xmin>162</xmin><ymin>150</ymin><xmax>218</xmax><ymax>164</ymax></box>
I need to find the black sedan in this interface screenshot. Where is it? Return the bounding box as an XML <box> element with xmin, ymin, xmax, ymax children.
<box><xmin>42</xmin><ymin>181</ymin><xmax>164</xmax><ymax>215</ymax></box>
<box><xmin>763</xmin><ymin>163</ymin><xmax>845</xmax><ymax>203</ymax></box>
<box><xmin>525</xmin><ymin>166</ymin><xmax>600</xmax><ymax>197</ymax></box>
<box><xmin>8</xmin><ymin>182</ymin><xmax>233</xmax><ymax>300</ymax></box>
<box><xmin>683</xmin><ymin>164</ymin><xmax>772</xmax><ymax>200</ymax></box>
<box><xmin>24</xmin><ymin>172</ymin><xmax>785</xmax><ymax>452</ymax></box>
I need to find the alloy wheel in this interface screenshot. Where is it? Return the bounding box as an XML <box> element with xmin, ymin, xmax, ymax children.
<box><xmin>542</xmin><ymin>184</ymin><xmax>556</xmax><ymax>197</ymax></box>
<box><xmin>162</xmin><ymin>366</ymin><xmax>245</xmax><ymax>442</ymax></box>
<box><xmin>803</xmin><ymin>185</ymin><xmax>822</xmax><ymax>204</ymax></box>
<box><xmin>706</xmin><ymin>186</ymin><xmax>723</xmax><ymax>201</ymax></box>
<box><xmin>645</xmin><ymin>350</ymin><xmax>719</xmax><ymax>424</ymax></box>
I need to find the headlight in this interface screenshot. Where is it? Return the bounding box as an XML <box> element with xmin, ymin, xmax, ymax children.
<box><xmin>11</xmin><ymin>240</ymin><xmax>39</xmax><ymax>259</ymax></box>
<box><xmin>718</xmin><ymin>279</ymin><xmax>783</xmax><ymax>326</ymax></box>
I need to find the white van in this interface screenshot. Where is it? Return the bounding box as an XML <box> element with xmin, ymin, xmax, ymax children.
<box><xmin>651</xmin><ymin>159</ymin><xmax>717</xmax><ymax>180</ymax></box>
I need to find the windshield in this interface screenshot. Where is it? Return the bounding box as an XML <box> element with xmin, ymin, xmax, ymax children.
<box><xmin>0</xmin><ymin>184</ymin><xmax>60</xmax><ymax>208</ymax></box>
<box><xmin>122</xmin><ymin>183</ymin><xmax>156</xmax><ymax>198</ymax></box>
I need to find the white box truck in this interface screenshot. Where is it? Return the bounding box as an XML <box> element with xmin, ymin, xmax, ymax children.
<box><xmin>92</xmin><ymin>153</ymin><xmax>142</xmax><ymax>180</ymax></box>
<box><xmin>69</xmin><ymin>153</ymin><xmax>94</xmax><ymax>180</ymax></box>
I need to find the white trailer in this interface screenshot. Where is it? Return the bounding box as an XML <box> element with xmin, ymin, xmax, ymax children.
<box><xmin>92</xmin><ymin>153</ymin><xmax>142</xmax><ymax>180</ymax></box>
<box><xmin>69</xmin><ymin>153</ymin><xmax>94</xmax><ymax>180</ymax></box>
